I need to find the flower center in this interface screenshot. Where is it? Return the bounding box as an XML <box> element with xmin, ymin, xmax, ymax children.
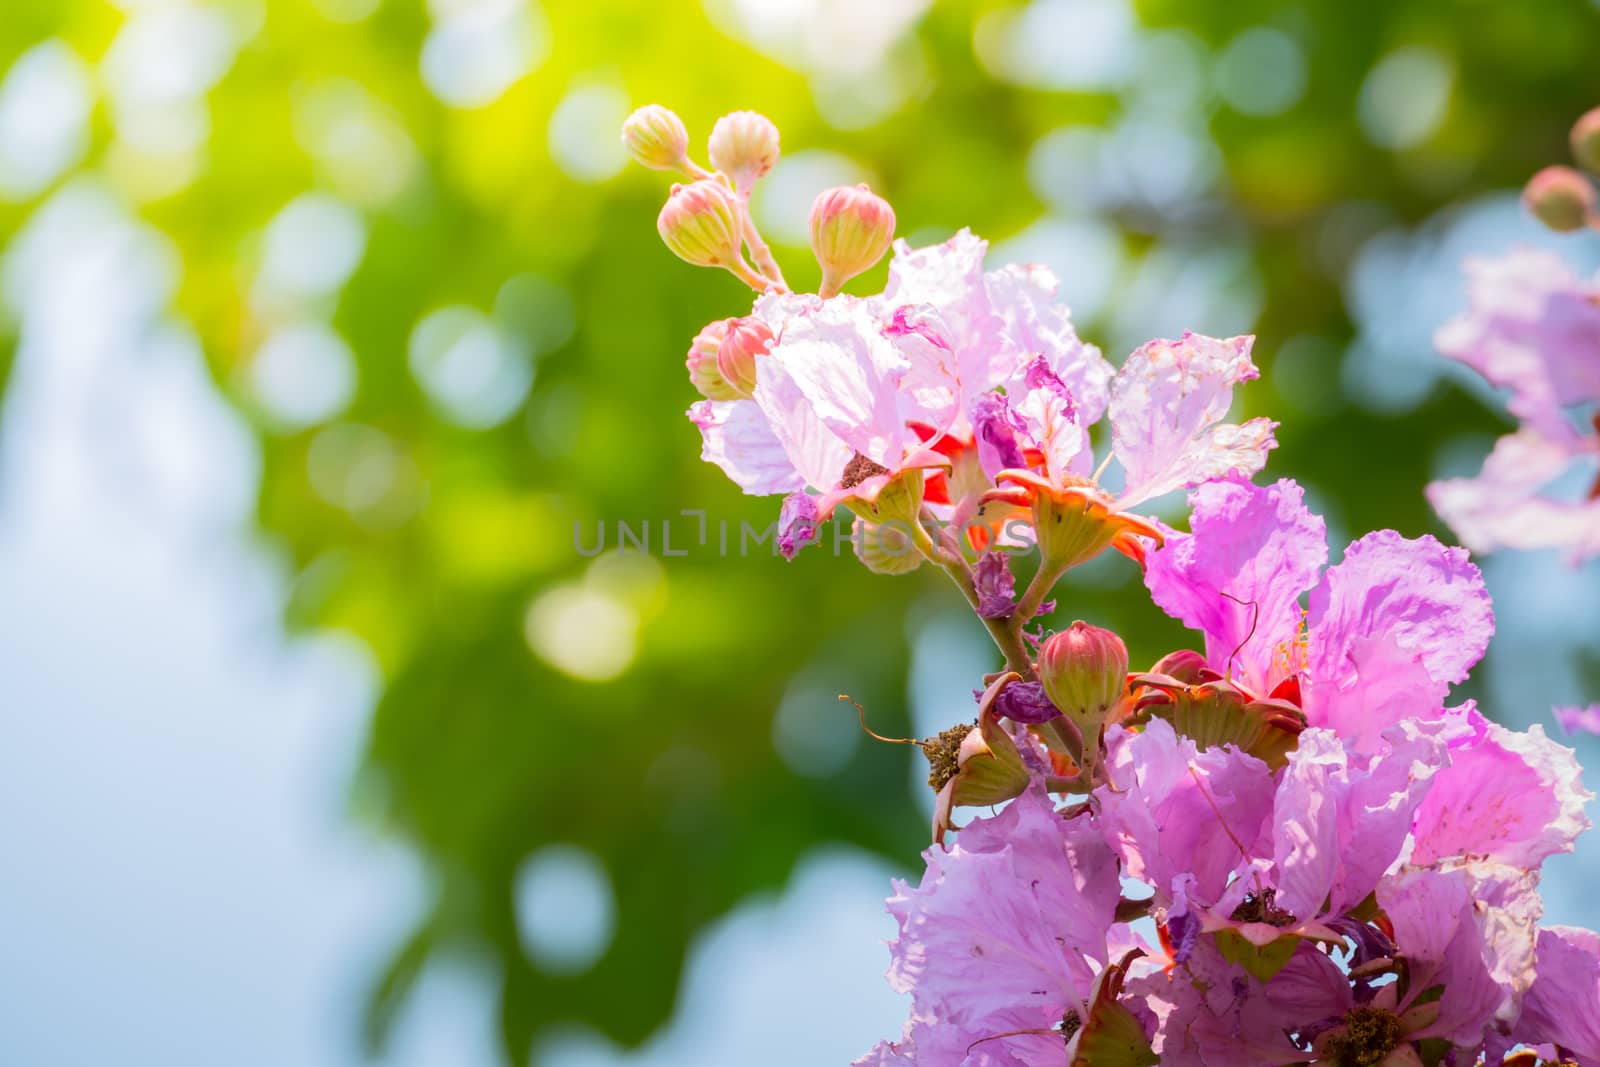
<box><xmin>921</xmin><ymin>723</ymin><xmax>974</xmax><ymax>791</ymax></box>
<box><xmin>1059</xmin><ymin>1009</ymin><xmax>1081</xmax><ymax>1042</ymax></box>
<box><xmin>1323</xmin><ymin>1006</ymin><xmax>1402</xmax><ymax>1067</ymax></box>
<box><xmin>840</xmin><ymin>452</ymin><xmax>890</xmax><ymax>489</ymax></box>
<box><xmin>1228</xmin><ymin>887</ymin><xmax>1298</xmax><ymax>927</ymax></box>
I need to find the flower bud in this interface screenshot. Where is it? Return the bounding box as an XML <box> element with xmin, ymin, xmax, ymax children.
<box><xmin>708</xmin><ymin>110</ymin><xmax>780</xmax><ymax>191</ymax></box>
<box><xmin>810</xmin><ymin>183</ymin><xmax>895</xmax><ymax>297</ymax></box>
<box><xmin>657</xmin><ymin>180</ymin><xmax>745</xmax><ymax>269</ymax></box>
<box><xmin>714</xmin><ymin>316</ymin><xmax>773</xmax><ymax>398</ymax></box>
<box><xmin>621</xmin><ymin>105</ymin><xmax>691</xmax><ymax>174</ymax></box>
<box><xmin>1037</xmin><ymin>621</ymin><xmax>1129</xmax><ymax>727</ymax></box>
<box><xmin>685</xmin><ymin>318</ymin><xmax>740</xmax><ymax>401</ymax></box>
<box><xmin>1522</xmin><ymin>165</ymin><xmax>1595</xmax><ymax>233</ymax></box>
<box><xmin>1572</xmin><ymin>107</ymin><xmax>1600</xmax><ymax>177</ymax></box>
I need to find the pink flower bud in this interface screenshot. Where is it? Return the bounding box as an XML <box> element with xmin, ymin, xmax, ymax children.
<box><xmin>1037</xmin><ymin>621</ymin><xmax>1129</xmax><ymax>726</ymax></box>
<box><xmin>714</xmin><ymin>316</ymin><xmax>773</xmax><ymax>398</ymax></box>
<box><xmin>685</xmin><ymin>318</ymin><xmax>741</xmax><ymax>401</ymax></box>
<box><xmin>1572</xmin><ymin>107</ymin><xmax>1600</xmax><ymax>177</ymax></box>
<box><xmin>809</xmin><ymin>183</ymin><xmax>895</xmax><ymax>297</ymax></box>
<box><xmin>657</xmin><ymin>180</ymin><xmax>745</xmax><ymax>268</ymax></box>
<box><xmin>708</xmin><ymin>110</ymin><xmax>780</xmax><ymax>191</ymax></box>
<box><xmin>621</xmin><ymin>104</ymin><xmax>691</xmax><ymax>174</ymax></box>
<box><xmin>1522</xmin><ymin>165</ymin><xmax>1596</xmax><ymax>233</ymax></box>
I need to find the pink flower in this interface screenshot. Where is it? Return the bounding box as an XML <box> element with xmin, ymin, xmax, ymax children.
<box><xmin>1427</xmin><ymin>248</ymin><xmax>1600</xmax><ymax>562</ymax></box>
<box><xmin>874</xmin><ymin>786</ymin><xmax>1125</xmax><ymax>1059</ymax></box>
<box><xmin>1145</xmin><ymin>477</ymin><xmax>1495</xmax><ymax>751</ymax></box>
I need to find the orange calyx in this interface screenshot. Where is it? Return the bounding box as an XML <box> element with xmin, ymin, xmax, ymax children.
<box><xmin>984</xmin><ymin>469</ymin><xmax>1164</xmax><ymax>572</ymax></box>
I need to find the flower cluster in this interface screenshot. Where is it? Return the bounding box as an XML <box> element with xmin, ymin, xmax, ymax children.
<box><xmin>623</xmin><ymin>106</ymin><xmax>1600</xmax><ymax>1066</ymax></box>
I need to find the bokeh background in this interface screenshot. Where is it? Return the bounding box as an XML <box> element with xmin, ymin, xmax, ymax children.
<box><xmin>1</xmin><ymin>0</ymin><xmax>1598</xmax><ymax>1064</ymax></box>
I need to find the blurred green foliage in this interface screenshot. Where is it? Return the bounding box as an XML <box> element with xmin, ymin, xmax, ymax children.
<box><xmin>0</xmin><ymin>0</ymin><xmax>1595</xmax><ymax>1062</ymax></box>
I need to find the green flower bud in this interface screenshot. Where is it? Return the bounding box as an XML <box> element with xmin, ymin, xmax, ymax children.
<box><xmin>685</xmin><ymin>318</ymin><xmax>741</xmax><ymax>401</ymax></box>
<box><xmin>1038</xmin><ymin>621</ymin><xmax>1128</xmax><ymax>723</ymax></box>
<box><xmin>708</xmin><ymin>110</ymin><xmax>780</xmax><ymax>191</ymax></box>
<box><xmin>1523</xmin><ymin>165</ymin><xmax>1595</xmax><ymax>233</ymax></box>
<box><xmin>657</xmin><ymin>180</ymin><xmax>745</xmax><ymax>269</ymax></box>
<box><xmin>622</xmin><ymin>104</ymin><xmax>691</xmax><ymax>175</ymax></box>
<box><xmin>1571</xmin><ymin>106</ymin><xmax>1600</xmax><ymax>177</ymax></box>
<box><xmin>810</xmin><ymin>183</ymin><xmax>895</xmax><ymax>297</ymax></box>
<box><xmin>714</xmin><ymin>316</ymin><xmax>772</xmax><ymax>398</ymax></box>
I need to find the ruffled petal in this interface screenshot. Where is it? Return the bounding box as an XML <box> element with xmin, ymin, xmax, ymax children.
<box><xmin>987</xmin><ymin>262</ymin><xmax>1114</xmax><ymax>424</ymax></box>
<box><xmin>1301</xmin><ymin>634</ymin><xmax>1448</xmax><ymax>755</ymax></box>
<box><xmin>1435</xmin><ymin>248</ymin><xmax>1600</xmax><ymax>436</ymax></box>
<box><xmin>887</xmin><ymin>787</ymin><xmax>1118</xmax><ymax>1028</ymax></box>
<box><xmin>1380</xmin><ymin>863</ymin><xmax>1541</xmax><ymax>1046</ymax></box>
<box><xmin>1307</xmin><ymin>530</ymin><xmax>1494</xmax><ymax>689</ymax></box>
<box><xmin>764</xmin><ymin>298</ymin><xmax>914</xmax><ymax>468</ymax></box>
<box><xmin>1515</xmin><ymin>925</ymin><xmax>1600</xmax><ymax>1062</ymax></box>
<box><xmin>1426</xmin><ymin>428</ymin><xmax>1600</xmax><ymax>562</ymax></box>
<box><xmin>1108</xmin><ymin>332</ymin><xmax>1277</xmax><ymax>508</ymax></box>
<box><xmin>686</xmin><ymin>398</ymin><xmax>806</xmax><ymax>495</ymax></box>
<box><xmin>1411</xmin><ymin>711</ymin><xmax>1593</xmax><ymax>870</ymax></box>
<box><xmin>1096</xmin><ymin>720</ymin><xmax>1274</xmax><ymax>906</ymax></box>
<box><xmin>1143</xmin><ymin>478</ymin><xmax>1327</xmax><ymax>694</ymax></box>
<box><xmin>1013</xmin><ymin>357</ymin><xmax>1091</xmax><ymax>482</ymax></box>
<box><xmin>1271</xmin><ymin>723</ymin><xmax>1444</xmax><ymax>923</ymax></box>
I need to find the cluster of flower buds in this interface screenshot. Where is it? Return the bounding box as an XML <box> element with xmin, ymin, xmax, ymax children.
<box><xmin>626</xmin><ymin>104</ymin><xmax>1600</xmax><ymax>1066</ymax></box>
<box><xmin>622</xmin><ymin>104</ymin><xmax>896</xmax><ymax>303</ymax></box>
<box><xmin>1522</xmin><ymin>106</ymin><xmax>1600</xmax><ymax>232</ymax></box>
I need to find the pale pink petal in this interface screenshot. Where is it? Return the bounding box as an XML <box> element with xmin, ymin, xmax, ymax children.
<box><xmin>1307</xmin><ymin>530</ymin><xmax>1494</xmax><ymax>689</ymax></box>
<box><xmin>1436</xmin><ymin>248</ymin><xmax>1600</xmax><ymax>436</ymax></box>
<box><xmin>853</xmin><ymin>1015</ymin><xmax>1038</xmax><ymax>1067</ymax></box>
<box><xmin>987</xmin><ymin>262</ymin><xmax>1114</xmax><ymax>423</ymax></box>
<box><xmin>1108</xmin><ymin>332</ymin><xmax>1277</xmax><ymax>508</ymax></box>
<box><xmin>883</xmin><ymin>304</ymin><xmax>964</xmax><ymax>438</ymax></box>
<box><xmin>686</xmin><ymin>398</ymin><xmax>805</xmax><ymax>495</ymax></box>
<box><xmin>749</xmin><ymin>347</ymin><xmax>855</xmax><ymax>490</ymax></box>
<box><xmin>1555</xmin><ymin>703</ymin><xmax>1600</xmax><ymax>736</ymax></box>
<box><xmin>1516</xmin><ymin>926</ymin><xmax>1600</xmax><ymax>1062</ymax></box>
<box><xmin>1097</xmin><ymin>720</ymin><xmax>1274</xmax><ymax>906</ymax></box>
<box><xmin>1411</xmin><ymin>712</ymin><xmax>1593</xmax><ymax>869</ymax></box>
<box><xmin>883</xmin><ymin>228</ymin><xmax>1010</xmax><ymax>388</ymax></box>
<box><xmin>1143</xmin><ymin>478</ymin><xmax>1327</xmax><ymax>694</ymax></box>
<box><xmin>1426</xmin><ymin>429</ymin><xmax>1600</xmax><ymax>563</ymax></box>
<box><xmin>764</xmin><ymin>298</ymin><xmax>913</xmax><ymax>467</ymax></box>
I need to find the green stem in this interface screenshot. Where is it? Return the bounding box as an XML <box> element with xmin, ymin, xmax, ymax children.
<box><xmin>736</xmin><ymin>196</ymin><xmax>788</xmax><ymax>292</ymax></box>
<box><xmin>1011</xmin><ymin>556</ymin><xmax>1066</xmax><ymax>633</ymax></box>
<box><xmin>910</xmin><ymin>514</ymin><xmax>1035</xmax><ymax>677</ymax></box>
<box><xmin>726</xmin><ymin>256</ymin><xmax>778</xmax><ymax>293</ymax></box>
